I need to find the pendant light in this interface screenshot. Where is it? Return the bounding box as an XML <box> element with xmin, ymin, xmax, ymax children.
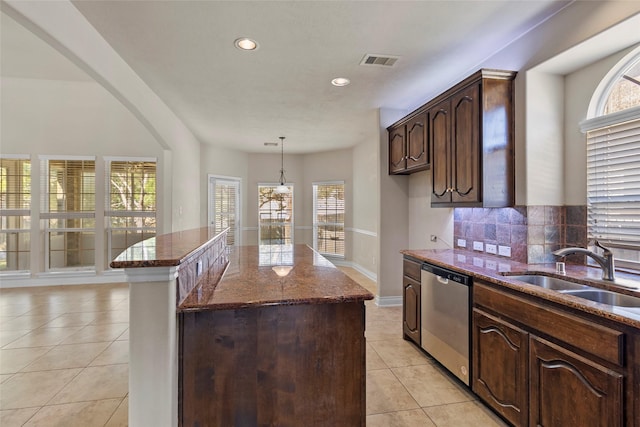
<box><xmin>275</xmin><ymin>136</ymin><xmax>289</xmax><ymax>194</ymax></box>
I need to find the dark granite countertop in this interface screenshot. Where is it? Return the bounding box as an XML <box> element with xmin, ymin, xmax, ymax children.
<box><xmin>110</xmin><ymin>227</ymin><xmax>226</xmax><ymax>268</ymax></box>
<box><xmin>401</xmin><ymin>248</ymin><xmax>640</xmax><ymax>329</ymax></box>
<box><xmin>179</xmin><ymin>244</ymin><xmax>374</xmax><ymax>312</ymax></box>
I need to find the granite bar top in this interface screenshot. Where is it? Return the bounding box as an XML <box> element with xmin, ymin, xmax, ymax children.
<box><xmin>110</xmin><ymin>227</ymin><xmax>226</xmax><ymax>268</ymax></box>
<box><xmin>179</xmin><ymin>244</ymin><xmax>374</xmax><ymax>312</ymax></box>
<box><xmin>402</xmin><ymin>248</ymin><xmax>640</xmax><ymax>329</ymax></box>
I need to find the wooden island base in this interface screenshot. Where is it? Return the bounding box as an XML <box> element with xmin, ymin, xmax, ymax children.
<box><xmin>179</xmin><ymin>301</ymin><xmax>366</xmax><ymax>426</ymax></box>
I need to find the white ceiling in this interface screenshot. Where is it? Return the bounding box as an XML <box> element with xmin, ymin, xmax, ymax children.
<box><xmin>3</xmin><ymin>1</ymin><xmax>575</xmax><ymax>153</ymax></box>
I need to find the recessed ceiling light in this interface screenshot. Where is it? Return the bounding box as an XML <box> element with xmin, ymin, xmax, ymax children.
<box><xmin>234</xmin><ymin>38</ymin><xmax>258</xmax><ymax>51</ymax></box>
<box><xmin>331</xmin><ymin>77</ymin><xmax>350</xmax><ymax>87</ymax></box>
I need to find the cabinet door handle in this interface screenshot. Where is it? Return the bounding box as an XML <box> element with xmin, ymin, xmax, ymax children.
<box><xmin>408</xmin><ymin>151</ymin><xmax>424</xmax><ymax>161</ymax></box>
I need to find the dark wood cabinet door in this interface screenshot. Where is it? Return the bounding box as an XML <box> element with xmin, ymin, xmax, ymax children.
<box><xmin>389</xmin><ymin>125</ymin><xmax>406</xmax><ymax>174</ymax></box>
<box><xmin>406</xmin><ymin>112</ymin><xmax>428</xmax><ymax>171</ymax></box>
<box><xmin>402</xmin><ymin>276</ymin><xmax>421</xmax><ymax>345</ymax></box>
<box><xmin>430</xmin><ymin>99</ymin><xmax>451</xmax><ymax>204</ymax></box>
<box><xmin>529</xmin><ymin>336</ymin><xmax>623</xmax><ymax>427</ymax></box>
<box><xmin>473</xmin><ymin>308</ymin><xmax>529</xmax><ymax>427</ymax></box>
<box><xmin>451</xmin><ymin>83</ymin><xmax>480</xmax><ymax>204</ymax></box>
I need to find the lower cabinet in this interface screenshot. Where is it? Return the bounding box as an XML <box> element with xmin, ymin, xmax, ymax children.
<box><xmin>402</xmin><ymin>257</ymin><xmax>422</xmax><ymax>345</ymax></box>
<box><xmin>473</xmin><ymin>281</ymin><xmax>633</xmax><ymax>427</ymax></box>
<box><xmin>473</xmin><ymin>309</ymin><xmax>528</xmax><ymax>427</ymax></box>
<box><xmin>529</xmin><ymin>336</ymin><xmax>623</xmax><ymax>427</ymax></box>
<box><xmin>403</xmin><ymin>276</ymin><xmax>421</xmax><ymax>344</ymax></box>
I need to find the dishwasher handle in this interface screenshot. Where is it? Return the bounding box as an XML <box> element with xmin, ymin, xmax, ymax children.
<box><xmin>436</xmin><ymin>276</ymin><xmax>449</xmax><ymax>285</ymax></box>
<box><xmin>422</xmin><ymin>262</ymin><xmax>470</xmax><ymax>286</ymax></box>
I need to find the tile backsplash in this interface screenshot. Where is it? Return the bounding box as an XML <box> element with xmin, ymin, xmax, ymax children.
<box><xmin>453</xmin><ymin>206</ymin><xmax>587</xmax><ymax>264</ymax></box>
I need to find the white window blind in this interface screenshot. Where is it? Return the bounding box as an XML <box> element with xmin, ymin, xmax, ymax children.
<box><xmin>41</xmin><ymin>157</ymin><xmax>96</xmax><ymax>270</ymax></box>
<box><xmin>210</xmin><ymin>178</ymin><xmax>239</xmax><ymax>245</ymax></box>
<box><xmin>587</xmin><ymin>117</ymin><xmax>640</xmax><ymax>269</ymax></box>
<box><xmin>313</xmin><ymin>182</ymin><xmax>345</xmax><ymax>257</ymax></box>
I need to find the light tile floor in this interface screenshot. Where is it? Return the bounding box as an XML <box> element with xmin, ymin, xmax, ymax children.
<box><xmin>0</xmin><ymin>268</ymin><xmax>507</xmax><ymax>426</ymax></box>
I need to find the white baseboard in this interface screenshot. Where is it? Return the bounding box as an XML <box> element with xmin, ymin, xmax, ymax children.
<box><xmin>0</xmin><ymin>271</ymin><xmax>128</xmax><ymax>288</ymax></box>
<box><xmin>330</xmin><ymin>259</ymin><xmax>377</xmax><ymax>282</ymax></box>
<box><xmin>375</xmin><ymin>295</ymin><xmax>403</xmax><ymax>307</ymax></box>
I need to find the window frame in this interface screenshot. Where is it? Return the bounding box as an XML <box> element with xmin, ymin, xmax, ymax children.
<box><xmin>40</xmin><ymin>155</ymin><xmax>97</xmax><ymax>272</ymax></box>
<box><xmin>312</xmin><ymin>181</ymin><xmax>345</xmax><ymax>258</ymax></box>
<box><xmin>0</xmin><ymin>155</ymin><xmax>32</xmax><ymax>273</ymax></box>
<box><xmin>258</xmin><ymin>183</ymin><xmax>294</xmax><ymax>246</ymax></box>
<box><xmin>105</xmin><ymin>157</ymin><xmax>157</xmax><ymax>268</ymax></box>
<box><xmin>582</xmin><ymin>48</ymin><xmax>640</xmax><ymax>273</ymax></box>
<box><xmin>208</xmin><ymin>174</ymin><xmax>241</xmax><ymax>246</ymax></box>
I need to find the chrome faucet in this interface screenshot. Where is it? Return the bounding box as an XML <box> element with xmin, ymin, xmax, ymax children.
<box><xmin>552</xmin><ymin>240</ymin><xmax>615</xmax><ymax>281</ymax></box>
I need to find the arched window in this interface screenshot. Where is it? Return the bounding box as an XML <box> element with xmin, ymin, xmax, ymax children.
<box><xmin>582</xmin><ymin>47</ymin><xmax>640</xmax><ymax>272</ymax></box>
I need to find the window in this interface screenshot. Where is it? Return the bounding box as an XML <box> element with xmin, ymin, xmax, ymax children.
<box><xmin>258</xmin><ymin>185</ymin><xmax>293</xmax><ymax>245</ymax></box>
<box><xmin>313</xmin><ymin>182</ymin><xmax>345</xmax><ymax>257</ymax></box>
<box><xmin>106</xmin><ymin>159</ymin><xmax>156</xmax><ymax>265</ymax></box>
<box><xmin>41</xmin><ymin>157</ymin><xmax>96</xmax><ymax>270</ymax></box>
<box><xmin>584</xmin><ymin>51</ymin><xmax>640</xmax><ymax>271</ymax></box>
<box><xmin>0</xmin><ymin>156</ymin><xmax>31</xmax><ymax>272</ymax></box>
<box><xmin>209</xmin><ymin>176</ymin><xmax>240</xmax><ymax>245</ymax></box>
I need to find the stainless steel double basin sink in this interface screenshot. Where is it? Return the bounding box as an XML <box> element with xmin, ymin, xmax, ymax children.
<box><xmin>506</xmin><ymin>274</ymin><xmax>640</xmax><ymax>308</ymax></box>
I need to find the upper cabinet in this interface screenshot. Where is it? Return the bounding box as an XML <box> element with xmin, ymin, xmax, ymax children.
<box><xmin>431</xmin><ymin>82</ymin><xmax>482</xmax><ymax>206</ymax></box>
<box><xmin>388</xmin><ymin>69</ymin><xmax>516</xmax><ymax>208</ymax></box>
<box><xmin>388</xmin><ymin>112</ymin><xmax>429</xmax><ymax>175</ymax></box>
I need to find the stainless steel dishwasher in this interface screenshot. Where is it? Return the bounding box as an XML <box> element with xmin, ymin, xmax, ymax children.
<box><xmin>421</xmin><ymin>262</ymin><xmax>471</xmax><ymax>385</ymax></box>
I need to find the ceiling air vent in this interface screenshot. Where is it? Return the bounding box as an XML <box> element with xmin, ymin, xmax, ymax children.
<box><xmin>360</xmin><ymin>54</ymin><xmax>400</xmax><ymax>67</ymax></box>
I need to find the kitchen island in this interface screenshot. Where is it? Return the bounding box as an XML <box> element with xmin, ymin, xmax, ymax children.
<box><xmin>112</xmin><ymin>228</ymin><xmax>373</xmax><ymax>427</ymax></box>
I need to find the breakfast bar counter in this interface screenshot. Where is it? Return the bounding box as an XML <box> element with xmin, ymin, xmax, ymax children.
<box><xmin>112</xmin><ymin>228</ymin><xmax>373</xmax><ymax>427</ymax></box>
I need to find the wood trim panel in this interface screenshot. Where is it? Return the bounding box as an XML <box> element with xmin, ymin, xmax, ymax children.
<box><xmin>474</xmin><ymin>282</ymin><xmax>625</xmax><ymax>366</ymax></box>
<box><xmin>403</xmin><ymin>257</ymin><xmax>422</xmax><ymax>281</ymax></box>
<box><xmin>179</xmin><ymin>302</ymin><xmax>366</xmax><ymax>426</ymax></box>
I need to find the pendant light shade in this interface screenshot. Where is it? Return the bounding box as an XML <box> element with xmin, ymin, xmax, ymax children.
<box><xmin>275</xmin><ymin>136</ymin><xmax>289</xmax><ymax>194</ymax></box>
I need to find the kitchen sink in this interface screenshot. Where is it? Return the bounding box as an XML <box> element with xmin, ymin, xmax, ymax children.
<box><xmin>558</xmin><ymin>289</ymin><xmax>640</xmax><ymax>307</ymax></box>
<box><xmin>505</xmin><ymin>273</ymin><xmax>640</xmax><ymax>309</ymax></box>
<box><xmin>506</xmin><ymin>274</ymin><xmax>589</xmax><ymax>291</ymax></box>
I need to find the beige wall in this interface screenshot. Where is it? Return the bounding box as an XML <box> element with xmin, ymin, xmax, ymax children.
<box><xmin>408</xmin><ymin>171</ymin><xmax>454</xmax><ymax>250</ymax></box>
<box><xmin>378</xmin><ymin>108</ymin><xmax>409</xmax><ymax>301</ymax></box>
<box><xmin>201</xmin><ymin>148</ymin><xmax>354</xmax><ymax>254</ymax></box>
<box><xmin>0</xmin><ymin>76</ymin><xmax>166</xmax><ymax>278</ymax></box>
<box><xmin>351</xmin><ymin>126</ymin><xmax>379</xmax><ymax>278</ymax></box>
<box><xmin>524</xmin><ymin>71</ymin><xmax>565</xmax><ymax>206</ymax></box>
<box><xmin>3</xmin><ymin>0</ymin><xmax>204</xmax><ymax>232</ymax></box>
<box><xmin>199</xmin><ymin>143</ymin><xmax>249</xmax><ymax>241</ymax></box>
<box><xmin>300</xmin><ymin>149</ymin><xmax>353</xmax><ymax>259</ymax></box>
